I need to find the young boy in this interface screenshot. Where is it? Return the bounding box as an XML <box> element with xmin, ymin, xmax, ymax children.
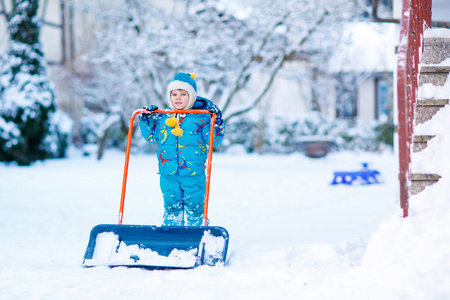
<box><xmin>139</xmin><ymin>72</ymin><xmax>225</xmax><ymax>226</ymax></box>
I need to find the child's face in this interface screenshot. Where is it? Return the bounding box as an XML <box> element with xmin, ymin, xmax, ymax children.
<box><xmin>170</xmin><ymin>89</ymin><xmax>190</xmax><ymax>109</ymax></box>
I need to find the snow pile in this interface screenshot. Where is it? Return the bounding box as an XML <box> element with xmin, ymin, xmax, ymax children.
<box><xmin>199</xmin><ymin>230</ymin><xmax>227</xmax><ymax>266</ymax></box>
<box><xmin>413</xmin><ymin>89</ymin><xmax>450</xmax><ymax>175</ymax></box>
<box><xmin>358</xmin><ymin>195</ymin><xmax>450</xmax><ymax>298</ymax></box>
<box><xmin>85</xmin><ymin>232</ymin><xmax>198</xmax><ymax>268</ymax></box>
<box><xmin>346</xmin><ymin>27</ymin><xmax>450</xmax><ymax>298</ymax></box>
<box><xmin>419</xmin><ymin>79</ymin><xmax>450</xmax><ymax>100</ymax></box>
<box><xmin>84</xmin><ymin>229</ymin><xmax>227</xmax><ymax>268</ymax></box>
<box><xmin>423</xmin><ymin>28</ymin><xmax>450</xmax><ymax>38</ymax></box>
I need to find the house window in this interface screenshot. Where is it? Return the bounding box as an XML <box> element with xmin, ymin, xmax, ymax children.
<box><xmin>335</xmin><ymin>73</ymin><xmax>357</xmax><ymax>119</ymax></box>
<box><xmin>0</xmin><ymin>0</ymin><xmax>73</xmax><ymax>65</ymax></box>
<box><xmin>375</xmin><ymin>77</ymin><xmax>389</xmax><ymax>120</ymax></box>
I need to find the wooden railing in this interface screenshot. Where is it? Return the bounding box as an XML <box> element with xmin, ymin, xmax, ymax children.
<box><xmin>397</xmin><ymin>0</ymin><xmax>432</xmax><ymax>218</ymax></box>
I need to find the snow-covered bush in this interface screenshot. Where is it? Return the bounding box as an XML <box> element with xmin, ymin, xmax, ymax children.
<box><xmin>0</xmin><ymin>117</ymin><xmax>22</xmax><ymax>152</ymax></box>
<box><xmin>219</xmin><ymin>119</ymin><xmax>260</xmax><ymax>153</ymax></box>
<box><xmin>221</xmin><ymin>113</ymin><xmax>391</xmax><ymax>154</ymax></box>
<box><xmin>0</xmin><ymin>0</ymin><xmax>68</xmax><ymax>165</ymax></box>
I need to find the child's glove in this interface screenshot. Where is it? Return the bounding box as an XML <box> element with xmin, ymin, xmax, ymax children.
<box><xmin>139</xmin><ymin>105</ymin><xmax>158</xmax><ymax>121</ymax></box>
<box><xmin>207</xmin><ymin>103</ymin><xmax>223</xmax><ymax>126</ymax></box>
<box><xmin>144</xmin><ymin>105</ymin><xmax>158</xmax><ymax>112</ymax></box>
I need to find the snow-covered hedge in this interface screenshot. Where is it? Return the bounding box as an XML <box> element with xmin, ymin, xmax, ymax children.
<box><xmin>75</xmin><ymin>110</ymin><xmax>391</xmax><ymax>157</ymax></box>
<box><xmin>221</xmin><ymin>113</ymin><xmax>392</xmax><ymax>154</ymax></box>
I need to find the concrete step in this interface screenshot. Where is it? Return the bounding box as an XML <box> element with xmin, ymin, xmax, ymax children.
<box><xmin>410</xmin><ymin>173</ymin><xmax>441</xmax><ymax>195</ymax></box>
<box><xmin>413</xmin><ymin>135</ymin><xmax>435</xmax><ymax>152</ymax></box>
<box><xmin>419</xmin><ymin>65</ymin><xmax>450</xmax><ymax>87</ymax></box>
<box><xmin>415</xmin><ymin>99</ymin><xmax>449</xmax><ymax>124</ymax></box>
<box><xmin>410</xmin><ymin>35</ymin><xmax>448</xmax><ymax>197</ymax></box>
<box><xmin>422</xmin><ymin>37</ymin><xmax>450</xmax><ymax>65</ymax></box>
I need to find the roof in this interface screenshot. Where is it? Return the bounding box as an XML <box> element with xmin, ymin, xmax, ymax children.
<box><xmin>328</xmin><ymin>22</ymin><xmax>397</xmax><ymax>74</ymax></box>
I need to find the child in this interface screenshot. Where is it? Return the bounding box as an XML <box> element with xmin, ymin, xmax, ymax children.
<box><xmin>139</xmin><ymin>72</ymin><xmax>225</xmax><ymax>226</ymax></box>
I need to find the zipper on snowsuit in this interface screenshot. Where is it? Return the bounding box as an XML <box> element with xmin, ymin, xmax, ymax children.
<box><xmin>176</xmin><ymin>135</ymin><xmax>179</xmax><ymax>176</ymax></box>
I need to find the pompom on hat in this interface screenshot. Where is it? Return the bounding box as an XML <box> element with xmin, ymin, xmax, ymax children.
<box><xmin>167</xmin><ymin>72</ymin><xmax>197</xmax><ymax>109</ymax></box>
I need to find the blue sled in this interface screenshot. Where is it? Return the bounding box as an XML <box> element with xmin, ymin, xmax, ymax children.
<box><xmin>82</xmin><ymin>224</ymin><xmax>229</xmax><ymax>269</ymax></box>
<box><xmin>331</xmin><ymin>163</ymin><xmax>381</xmax><ymax>185</ymax></box>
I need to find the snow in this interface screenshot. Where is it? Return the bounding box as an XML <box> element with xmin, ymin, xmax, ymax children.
<box><xmin>1</xmin><ymin>145</ymin><xmax>425</xmax><ymax>299</ymax></box>
<box><xmin>0</xmin><ymin>41</ymin><xmax>54</xmax><ymax>118</ymax></box>
<box><xmin>84</xmin><ymin>232</ymin><xmax>198</xmax><ymax>268</ymax></box>
<box><xmin>0</xmin><ymin>117</ymin><xmax>20</xmax><ymax>147</ymax></box>
<box><xmin>199</xmin><ymin>230</ymin><xmax>227</xmax><ymax>266</ymax></box>
<box><xmin>424</xmin><ymin>28</ymin><xmax>450</xmax><ymax>38</ymax></box>
<box><xmin>419</xmin><ymin>78</ymin><xmax>450</xmax><ymax>100</ymax></box>
<box><xmin>1</xmin><ymin>116</ymin><xmax>450</xmax><ymax>299</ymax></box>
<box><xmin>1</xmin><ymin>25</ymin><xmax>449</xmax><ymax>300</ymax></box>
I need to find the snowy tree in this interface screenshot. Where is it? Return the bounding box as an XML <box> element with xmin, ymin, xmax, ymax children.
<box><xmin>0</xmin><ymin>0</ymin><xmax>68</xmax><ymax>165</ymax></box>
<box><xmin>77</xmin><ymin>0</ymin><xmax>367</xmax><ymax>112</ymax></box>
<box><xmin>69</xmin><ymin>0</ymin><xmax>368</xmax><ymax>158</ymax></box>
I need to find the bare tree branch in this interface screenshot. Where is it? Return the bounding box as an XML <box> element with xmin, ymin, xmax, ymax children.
<box><xmin>225</xmin><ymin>9</ymin><xmax>329</xmax><ymax>121</ymax></box>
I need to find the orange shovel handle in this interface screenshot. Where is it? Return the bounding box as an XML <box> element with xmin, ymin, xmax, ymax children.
<box><xmin>118</xmin><ymin>109</ymin><xmax>216</xmax><ymax>226</ymax></box>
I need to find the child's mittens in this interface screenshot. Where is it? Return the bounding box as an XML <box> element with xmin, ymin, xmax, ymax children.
<box><xmin>207</xmin><ymin>103</ymin><xmax>224</xmax><ymax>126</ymax></box>
<box><xmin>144</xmin><ymin>105</ymin><xmax>158</xmax><ymax>112</ymax></box>
<box><xmin>139</xmin><ymin>105</ymin><xmax>158</xmax><ymax>121</ymax></box>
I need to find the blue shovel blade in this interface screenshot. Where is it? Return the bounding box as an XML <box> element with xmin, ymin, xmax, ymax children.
<box><xmin>82</xmin><ymin>224</ymin><xmax>229</xmax><ymax>269</ymax></box>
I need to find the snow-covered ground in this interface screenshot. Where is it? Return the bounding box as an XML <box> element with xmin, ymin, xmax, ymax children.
<box><xmin>0</xmin><ymin>146</ymin><xmax>417</xmax><ymax>300</ymax></box>
<box><xmin>1</xmin><ymin>26</ymin><xmax>450</xmax><ymax>300</ymax></box>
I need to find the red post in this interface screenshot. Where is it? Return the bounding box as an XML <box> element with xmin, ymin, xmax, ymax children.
<box><xmin>396</xmin><ymin>0</ymin><xmax>432</xmax><ymax>218</ymax></box>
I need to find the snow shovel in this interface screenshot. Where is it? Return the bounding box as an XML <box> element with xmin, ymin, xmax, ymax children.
<box><xmin>82</xmin><ymin>109</ymin><xmax>229</xmax><ymax>269</ymax></box>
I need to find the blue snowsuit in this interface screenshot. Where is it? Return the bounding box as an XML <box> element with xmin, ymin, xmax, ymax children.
<box><xmin>139</xmin><ymin>98</ymin><xmax>225</xmax><ymax>226</ymax></box>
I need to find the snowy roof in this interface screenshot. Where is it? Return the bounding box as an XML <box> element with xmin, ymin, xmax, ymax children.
<box><xmin>328</xmin><ymin>22</ymin><xmax>397</xmax><ymax>74</ymax></box>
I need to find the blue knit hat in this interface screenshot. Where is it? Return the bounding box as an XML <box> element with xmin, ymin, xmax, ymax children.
<box><xmin>167</xmin><ymin>72</ymin><xmax>197</xmax><ymax>109</ymax></box>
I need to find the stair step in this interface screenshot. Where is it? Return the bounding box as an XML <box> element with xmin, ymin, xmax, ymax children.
<box><xmin>410</xmin><ymin>173</ymin><xmax>441</xmax><ymax>195</ymax></box>
<box><xmin>408</xmin><ymin>34</ymin><xmax>448</xmax><ymax>198</ymax></box>
<box><xmin>415</xmin><ymin>99</ymin><xmax>449</xmax><ymax>124</ymax></box>
<box><xmin>422</xmin><ymin>38</ymin><xmax>450</xmax><ymax>65</ymax></box>
<box><xmin>419</xmin><ymin>65</ymin><xmax>450</xmax><ymax>87</ymax></box>
<box><xmin>413</xmin><ymin>135</ymin><xmax>435</xmax><ymax>152</ymax></box>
